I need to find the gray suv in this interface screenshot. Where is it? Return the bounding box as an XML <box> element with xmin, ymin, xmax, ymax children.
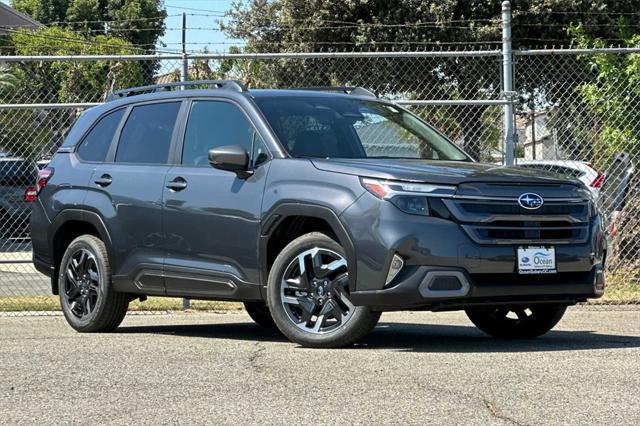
<box><xmin>29</xmin><ymin>81</ymin><xmax>606</xmax><ymax>348</ymax></box>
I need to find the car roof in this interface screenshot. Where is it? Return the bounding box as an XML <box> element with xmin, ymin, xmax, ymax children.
<box><xmin>249</xmin><ymin>89</ymin><xmax>377</xmax><ymax>100</ymax></box>
<box><xmin>107</xmin><ymin>87</ymin><xmax>375</xmax><ymax>104</ymax></box>
<box><xmin>518</xmin><ymin>160</ymin><xmax>587</xmax><ymax>166</ymax></box>
<box><xmin>60</xmin><ymin>86</ymin><xmax>386</xmax><ymax>149</ymax></box>
<box><xmin>517</xmin><ymin>160</ymin><xmax>594</xmax><ymax>172</ymax></box>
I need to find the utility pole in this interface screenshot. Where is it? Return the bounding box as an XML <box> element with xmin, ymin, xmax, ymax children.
<box><xmin>181</xmin><ymin>12</ymin><xmax>188</xmax><ymax>89</ymax></box>
<box><xmin>502</xmin><ymin>1</ymin><xmax>516</xmax><ymax>166</ymax></box>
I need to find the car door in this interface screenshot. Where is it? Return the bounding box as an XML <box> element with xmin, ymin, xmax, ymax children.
<box><xmin>162</xmin><ymin>99</ymin><xmax>271</xmax><ymax>299</ymax></box>
<box><xmin>85</xmin><ymin>100</ymin><xmax>183</xmax><ymax>295</ymax></box>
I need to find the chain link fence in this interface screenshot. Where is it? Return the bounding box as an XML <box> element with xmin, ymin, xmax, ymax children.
<box><xmin>0</xmin><ymin>48</ymin><xmax>638</xmax><ymax>315</ymax></box>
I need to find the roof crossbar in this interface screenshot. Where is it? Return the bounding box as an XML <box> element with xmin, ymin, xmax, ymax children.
<box><xmin>292</xmin><ymin>86</ymin><xmax>377</xmax><ymax>98</ymax></box>
<box><xmin>107</xmin><ymin>80</ymin><xmax>247</xmax><ymax>101</ymax></box>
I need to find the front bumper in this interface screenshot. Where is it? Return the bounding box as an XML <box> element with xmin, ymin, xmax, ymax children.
<box><xmin>349</xmin><ymin>264</ymin><xmax>604</xmax><ymax>311</ymax></box>
<box><xmin>341</xmin><ymin>192</ymin><xmax>607</xmax><ymax>311</ymax></box>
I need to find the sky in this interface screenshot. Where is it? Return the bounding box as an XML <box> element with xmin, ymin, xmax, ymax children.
<box><xmin>160</xmin><ymin>0</ymin><xmax>243</xmax><ymax>53</ymax></box>
<box><xmin>1</xmin><ymin>0</ymin><xmax>243</xmax><ymax>53</ymax></box>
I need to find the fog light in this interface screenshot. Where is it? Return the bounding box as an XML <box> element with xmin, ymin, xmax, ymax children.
<box><xmin>385</xmin><ymin>254</ymin><xmax>404</xmax><ymax>285</ymax></box>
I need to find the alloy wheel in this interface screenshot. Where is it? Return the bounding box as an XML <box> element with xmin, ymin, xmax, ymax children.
<box><xmin>63</xmin><ymin>248</ymin><xmax>100</xmax><ymax>319</ymax></box>
<box><xmin>280</xmin><ymin>247</ymin><xmax>354</xmax><ymax>334</ymax></box>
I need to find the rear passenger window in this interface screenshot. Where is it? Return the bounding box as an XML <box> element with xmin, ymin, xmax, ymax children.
<box><xmin>182</xmin><ymin>101</ymin><xmax>254</xmax><ymax>166</ymax></box>
<box><xmin>77</xmin><ymin>109</ymin><xmax>124</xmax><ymax>162</ymax></box>
<box><xmin>115</xmin><ymin>102</ymin><xmax>181</xmax><ymax>164</ymax></box>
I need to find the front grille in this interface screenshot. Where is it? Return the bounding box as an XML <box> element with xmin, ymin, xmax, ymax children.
<box><xmin>458</xmin><ymin>202</ymin><xmax>586</xmax><ymax>216</ymax></box>
<box><xmin>444</xmin><ymin>197</ymin><xmax>592</xmax><ymax>245</ymax></box>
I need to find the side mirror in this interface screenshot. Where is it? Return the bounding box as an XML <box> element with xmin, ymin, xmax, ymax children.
<box><xmin>208</xmin><ymin>145</ymin><xmax>252</xmax><ymax>178</ymax></box>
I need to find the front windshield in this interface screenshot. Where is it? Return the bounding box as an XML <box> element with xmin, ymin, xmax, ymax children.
<box><xmin>255</xmin><ymin>96</ymin><xmax>469</xmax><ymax>161</ymax></box>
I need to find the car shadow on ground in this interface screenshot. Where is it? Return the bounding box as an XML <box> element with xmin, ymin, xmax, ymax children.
<box><xmin>117</xmin><ymin>321</ymin><xmax>640</xmax><ymax>353</ymax></box>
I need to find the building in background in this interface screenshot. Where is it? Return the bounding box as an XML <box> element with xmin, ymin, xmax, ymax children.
<box><xmin>0</xmin><ymin>2</ymin><xmax>42</xmax><ymax>35</ymax></box>
<box><xmin>516</xmin><ymin>111</ymin><xmax>561</xmax><ymax>160</ymax></box>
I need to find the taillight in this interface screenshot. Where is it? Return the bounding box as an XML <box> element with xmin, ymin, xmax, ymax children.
<box><xmin>586</xmin><ymin>163</ymin><xmax>605</xmax><ymax>188</ymax></box>
<box><xmin>24</xmin><ymin>167</ymin><xmax>54</xmax><ymax>202</ymax></box>
<box><xmin>590</xmin><ymin>172</ymin><xmax>605</xmax><ymax>188</ymax></box>
<box><xmin>23</xmin><ymin>187</ymin><xmax>37</xmax><ymax>202</ymax></box>
<box><xmin>36</xmin><ymin>168</ymin><xmax>53</xmax><ymax>192</ymax></box>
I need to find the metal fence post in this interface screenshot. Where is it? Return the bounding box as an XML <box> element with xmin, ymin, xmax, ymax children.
<box><xmin>501</xmin><ymin>1</ymin><xmax>516</xmax><ymax>166</ymax></box>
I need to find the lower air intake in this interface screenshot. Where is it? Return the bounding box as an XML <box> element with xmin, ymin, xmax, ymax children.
<box><xmin>419</xmin><ymin>271</ymin><xmax>470</xmax><ymax>298</ymax></box>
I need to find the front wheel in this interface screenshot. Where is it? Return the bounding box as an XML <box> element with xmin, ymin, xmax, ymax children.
<box><xmin>267</xmin><ymin>232</ymin><xmax>380</xmax><ymax>348</ymax></box>
<box><xmin>466</xmin><ymin>305</ymin><xmax>567</xmax><ymax>339</ymax></box>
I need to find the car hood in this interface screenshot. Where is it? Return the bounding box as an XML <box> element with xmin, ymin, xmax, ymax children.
<box><xmin>311</xmin><ymin>158</ymin><xmax>582</xmax><ymax>186</ymax></box>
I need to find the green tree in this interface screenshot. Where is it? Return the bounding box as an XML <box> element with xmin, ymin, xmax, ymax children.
<box><xmin>11</xmin><ymin>0</ymin><xmax>69</xmax><ymax>24</ymax></box>
<box><xmin>222</xmin><ymin>0</ymin><xmax>640</xmax><ymax>160</ymax></box>
<box><xmin>0</xmin><ymin>27</ymin><xmax>146</xmax><ymax>157</ymax></box>
<box><xmin>569</xmin><ymin>26</ymin><xmax>640</xmax><ymax>169</ymax></box>
<box><xmin>12</xmin><ymin>0</ymin><xmax>166</xmax><ymax>50</ymax></box>
<box><xmin>0</xmin><ymin>65</ymin><xmax>19</xmax><ymax>93</ymax></box>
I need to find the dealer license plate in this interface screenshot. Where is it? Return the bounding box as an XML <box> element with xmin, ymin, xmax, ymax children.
<box><xmin>517</xmin><ymin>246</ymin><xmax>556</xmax><ymax>274</ymax></box>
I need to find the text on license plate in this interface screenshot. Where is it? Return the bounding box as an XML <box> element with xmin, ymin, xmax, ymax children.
<box><xmin>517</xmin><ymin>246</ymin><xmax>556</xmax><ymax>274</ymax></box>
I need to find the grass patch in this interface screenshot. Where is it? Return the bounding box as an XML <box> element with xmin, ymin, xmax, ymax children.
<box><xmin>0</xmin><ymin>295</ymin><xmax>243</xmax><ymax>312</ymax></box>
<box><xmin>2</xmin><ymin>278</ymin><xmax>639</xmax><ymax>312</ymax></box>
<box><xmin>588</xmin><ymin>271</ymin><xmax>640</xmax><ymax>305</ymax></box>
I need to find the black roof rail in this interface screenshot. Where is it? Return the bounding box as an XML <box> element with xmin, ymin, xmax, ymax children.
<box><xmin>292</xmin><ymin>86</ymin><xmax>377</xmax><ymax>98</ymax></box>
<box><xmin>106</xmin><ymin>80</ymin><xmax>248</xmax><ymax>101</ymax></box>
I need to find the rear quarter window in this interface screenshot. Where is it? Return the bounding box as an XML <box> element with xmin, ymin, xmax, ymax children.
<box><xmin>77</xmin><ymin>109</ymin><xmax>125</xmax><ymax>162</ymax></box>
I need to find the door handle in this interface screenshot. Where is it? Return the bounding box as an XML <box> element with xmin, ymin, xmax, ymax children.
<box><xmin>94</xmin><ymin>174</ymin><xmax>112</xmax><ymax>187</ymax></box>
<box><xmin>166</xmin><ymin>177</ymin><xmax>188</xmax><ymax>191</ymax></box>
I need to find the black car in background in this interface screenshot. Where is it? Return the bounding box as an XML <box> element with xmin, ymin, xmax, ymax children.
<box><xmin>0</xmin><ymin>158</ymin><xmax>36</xmax><ymax>240</ymax></box>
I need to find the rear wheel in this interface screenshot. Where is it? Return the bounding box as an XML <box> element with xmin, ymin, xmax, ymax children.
<box><xmin>267</xmin><ymin>232</ymin><xmax>380</xmax><ymax>348</ymax></box>
<box><xmin>58</xmin><ymin>235</ymin><xmax>129</xmax><ymax>332</ymax></box>
<box><xmin>244</xmin><ymin>301</ymin><xmax>277</xmax><ymax>329</ymax></box>
<box><xmin>465</xmin><ymin>305</ymin><xmax>567</xmax><ymax>338</ymax></box>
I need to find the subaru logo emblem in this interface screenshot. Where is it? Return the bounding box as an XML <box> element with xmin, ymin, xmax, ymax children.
<box><xmin>518</xmin><ymin>193</ymin><xmax>544</xmax><ymax>210</ymax></box>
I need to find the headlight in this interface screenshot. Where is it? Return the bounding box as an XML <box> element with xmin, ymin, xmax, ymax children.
<box><xmin>390</xmin><ymin>195</ymin><xmax>429</xmax><ymax>216</ymax></box>
<box><xmin>360</xmin><ymin>177</ymin><xmax>456</xmax><ymax>216</ymax></box>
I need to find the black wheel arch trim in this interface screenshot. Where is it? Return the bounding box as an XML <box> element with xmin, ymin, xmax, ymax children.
<box><xmin>259</xmin><ymin>202</ymin><xmax>357</xmax><ymax>294</ymax></box>
<box><xmin>48</xmin><ymin>209</ymin><xmax>113</xmax><ymax>294</ymax></box>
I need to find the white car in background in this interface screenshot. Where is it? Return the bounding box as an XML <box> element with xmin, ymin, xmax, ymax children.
<box><xmin>516</xmin><ymin>160</ymin><xmax>605</xmax><ymax>199</ymax></box>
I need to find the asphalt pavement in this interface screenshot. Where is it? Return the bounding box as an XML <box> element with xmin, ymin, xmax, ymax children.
<box><xmin>1</xmin><ymin>308</ymin><xmax>639</xmax><ymax>425</ymax></box>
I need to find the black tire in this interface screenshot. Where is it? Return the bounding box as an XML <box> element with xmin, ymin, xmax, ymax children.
<box><xmin>267</xmin><ymin>232</ymin><xmax>380</xmax><ymax>348</ymax></box>
<box><xmin>244</xmin><ymin>301</ymin><xmax>277</xmax><ymax>329</ymax></box>
<box><xmin>465</xmin><ymin>305</ymin><xmax>567</xmax><ymax>339</ymax></box>
<box><xmin>58</xmin><ymin>235</ymin><xmax>129</xmax><ymax>332</ymax></box>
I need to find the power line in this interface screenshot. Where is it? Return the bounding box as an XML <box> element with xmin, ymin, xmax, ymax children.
<box><xmin>517</xmin><ymin>22</ymin><xmax>640</xmax><ymax>29</ymax></box>
<box><xmin>44</xmin><ymin>21</ymin><xmax>503</xmax><ymax>35</ymax></box>
<box><xmin>0</xmin><ymin>26</ymin><xmax>173</xmax><ymax>53</ymax></box>
<box><xmin>518</xmin><ymin>37</ymin><xmax>628</xmax><ymax>42</ymax></box>
<box><xmin>182</xmin><ymin>40</ymin><xmax>500</xmax><ymax>45</ymax></box>
<box><xmin>165</xmin><ymin>5</ymin><xmax>227</xmax><ymax>14</ymax></box>
<box><xmin>517</xmin><ymin>10</ymin><xmax>640</xmax><ymax>16</ymax></box>
<box><xmin>48</xmin><ymin>14</ymin><xmax>179</xmax><ymax>25</ymax></box>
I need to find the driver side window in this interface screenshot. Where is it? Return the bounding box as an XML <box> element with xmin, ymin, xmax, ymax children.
<box><xmin>182</xmin><ymin>101</ymin><xmax>255</xmax><ymax>166</ymax></box>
